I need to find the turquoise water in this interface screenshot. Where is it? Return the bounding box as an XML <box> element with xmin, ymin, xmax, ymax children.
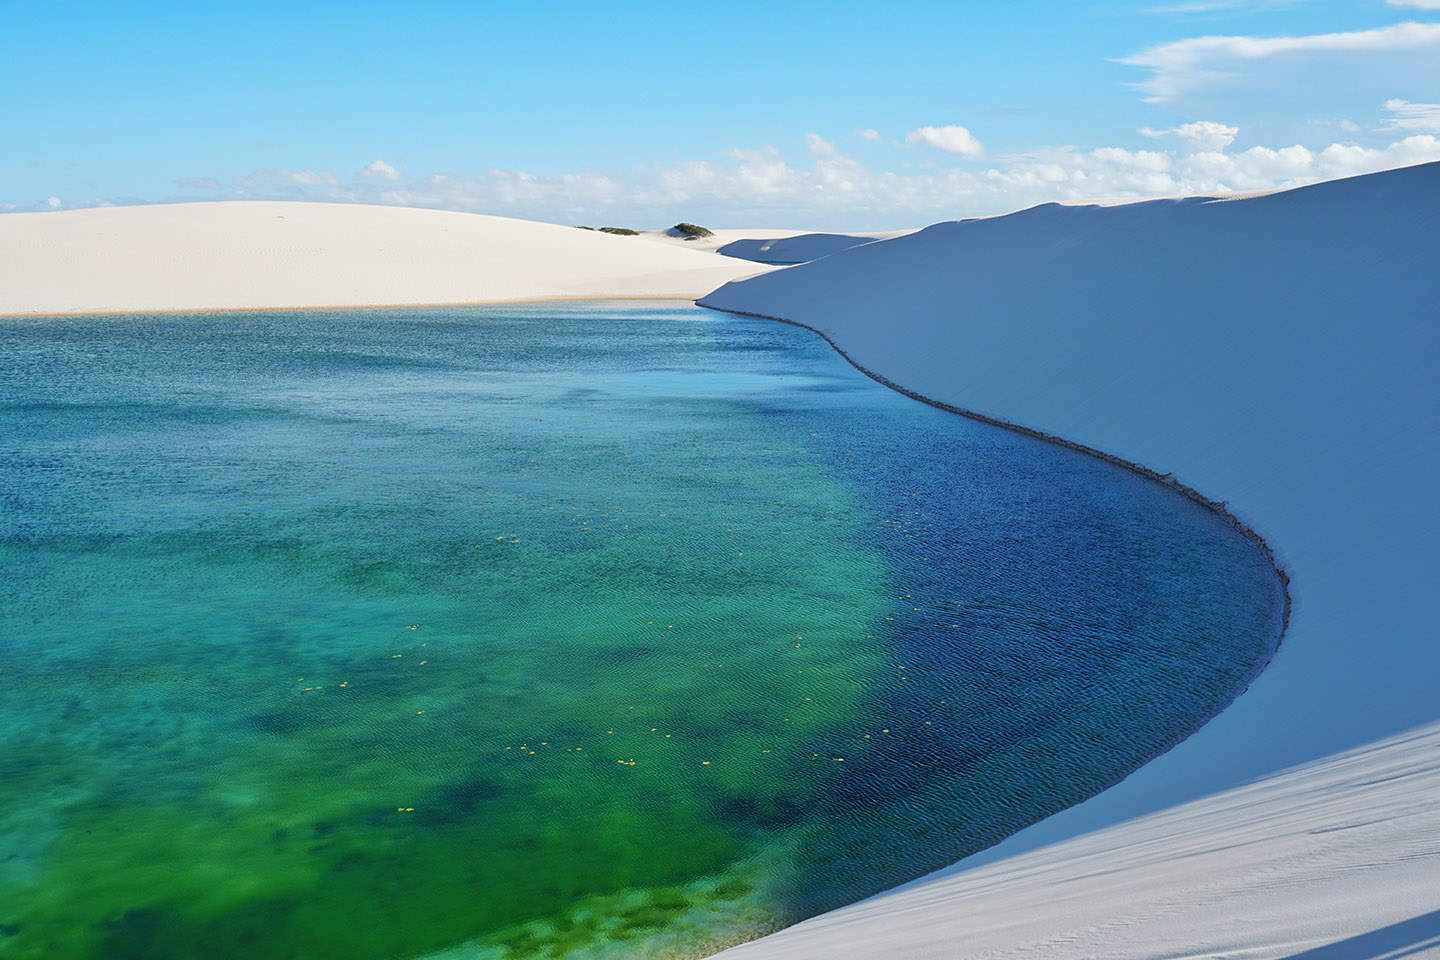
<box><xmin>0</xmin><ymin>302</ymin><xmax>1284</xmax><ymax>960</ymax></box>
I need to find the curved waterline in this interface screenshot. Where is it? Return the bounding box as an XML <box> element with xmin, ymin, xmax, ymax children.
<box><xmin>700</xmin><ymin>301</ymin><xmax>1291</xmax><ymax>688</ymax></box>
<box><xmin>0</xmin><ymin>303</ymin><xmax>1287</xmax><ymax>960</ymax></box>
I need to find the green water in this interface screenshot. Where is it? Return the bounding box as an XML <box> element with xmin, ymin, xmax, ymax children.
<box><xmin>0</xmin><ymin>302</ymin><xmax>1284</xmax><ymax>959</ymax></box>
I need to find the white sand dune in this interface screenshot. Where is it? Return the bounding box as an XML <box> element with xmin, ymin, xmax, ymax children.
<box><xmin>702</xmin><ymin>161</ymin><xmax>1440</xmax><ymax>958</ymax></box>
<box><xmin>0</xmin><ymin>201</ymin><xmax>772</xmax><ymax>316</ymax></box>
<box><xmin>713</xmin><ymin>232</ymin><xmax>905</xmax><ymax>265</ymax></box>
<box><xmin>716</xmin><ymin>721</ymin><xmax>1440</xmax><ymax>960</ymax></box>
<box><xmin>635</xmin><ymin>226</ymin><xmax>905</xmax><ymax>259</ymax></box>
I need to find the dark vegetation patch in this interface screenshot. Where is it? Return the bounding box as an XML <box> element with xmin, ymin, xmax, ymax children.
<box><xmin>671</xmin><ymin>222</ymin><xmax>714</xmax><ymax>239</ymax></box>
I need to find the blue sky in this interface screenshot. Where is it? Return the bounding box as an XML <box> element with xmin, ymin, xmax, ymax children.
<box><xmin>4</xmin><ymin>0</ymin><xmax>1438</xmax><ymax>227</ymax></box>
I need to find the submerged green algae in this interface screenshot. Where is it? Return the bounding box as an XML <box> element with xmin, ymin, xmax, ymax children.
<box><xmin>0</xmin><ymin>306</ymin><xmax>894</xmax><ymax>960</ymax></box>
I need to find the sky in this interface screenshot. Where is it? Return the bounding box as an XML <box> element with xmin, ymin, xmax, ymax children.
<box><xmin>3</xmin><ymin>0</ymin><xmax>1438</xmax><ymax>228</ymax></box>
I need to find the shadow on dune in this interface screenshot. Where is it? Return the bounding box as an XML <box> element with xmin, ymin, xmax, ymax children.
<box><xmin>1281</xmin><ymin>907</ymin><xmax>1440</xmax><ymax>960</ymax></box>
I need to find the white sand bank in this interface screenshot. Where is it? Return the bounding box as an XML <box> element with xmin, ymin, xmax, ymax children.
<box><xmin>702</xmin><ymin>161</ymin><xmax>1440</xmax><ymax>957</ymax></box>
<box><xmin>0</xmin><ymin>201</ymin><xmax>772</xmax><ymax>316</ymax></box>
<box><xmin>717</xmin><ymin>720</ymin><xmax>1440</xmax><ymax>960</ymax></box>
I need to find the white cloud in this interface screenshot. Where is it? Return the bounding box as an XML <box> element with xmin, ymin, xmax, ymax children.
<box><xmin>267</xmin><ymin>168</ymin><xmax>341</xmax><ymax>187</ymax></box>
<box><xmin>905</xmin><ymin>124</ymin><xmax>985</xmax><ymax>157</ymax></box>
<box><xmin>854</xmin><ymin>128</ymin><xmax>883</xmax><ymax>142</ymax></box>
<box><xmin>1139</xmin><ymin>120</ymin><xmax>1240</xmax><ymax>150</ymax></box>
<box><xmin>358</xmin><ymin>159</ymin><xmax>404</xmax><ymax>181</ymax></box>
<box><xmin>805</xmin><ymin>133</ymin><xmax>842</xmax><ymax>158</ymax></box>
<box><xmin>45</xmin><ymin>196</ymin><xmax>61</xmax><ymax>209</ymax></box>
<box><xmin>1144</xmin><ymin>0</ymin><xmax>1313</xmax><ymax>14</ymax></box>
<box><xmin>1118</xmin><ymin>21</ymin><xmax>1440</xmax><ymax>102</ymax></box>
<box><xmin>1384</xmin><ymin>99</ymin><xmax>1440</xmax><ymax>133</ymax></box>
<box><xmin>275</xmin><ymin>135</ymin><xmax>1437</xmax><ymax>226</ymax></box>
<box><xmin>57</xmin><ymin>132</ymin><xmax>1440</xmax><ymax>229</ymax></box>
<box><xmin>1387</xmin><ymin>0</ymin><xmax>1440</xmax><ymax>8</ymax></box>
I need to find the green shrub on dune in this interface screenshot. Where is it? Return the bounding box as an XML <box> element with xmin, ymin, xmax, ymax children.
<box><xmin>671</xmin><ymin>222</ymin><xmax>714</xmax><ymax>239</ymax></box>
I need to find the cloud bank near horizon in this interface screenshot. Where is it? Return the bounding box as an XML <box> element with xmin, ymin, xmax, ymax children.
<box><xmin>86</xmin><ymin>128</ymin><xmax>1430</xmax><ymax>230</ymax></box>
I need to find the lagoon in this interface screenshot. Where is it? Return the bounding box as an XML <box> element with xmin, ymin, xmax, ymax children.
<box><xmin>0</xmin><ymin>302</ymin><xmax>1284</xmax><ymax>960</ymax></box>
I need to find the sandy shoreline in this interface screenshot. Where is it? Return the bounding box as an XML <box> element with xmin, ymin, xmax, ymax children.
<box><xmin>0</xmin><ymin>293</ymin><xmax>703</xmax><ymax>320</ymax></box>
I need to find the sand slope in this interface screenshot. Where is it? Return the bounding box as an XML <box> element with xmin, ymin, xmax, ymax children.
<box><xmin>715</xmin><ymin>233</ymin><xmax>900</xmax><ymax>265</ymax></box>
<box><xmin>0</xmin><ymin>201</ymin><xmax>772</xmax><ymax>316</ymax></box>
<box><xmin>702</xmin><ymin>161</ymin><xmax>1440</xmax><ymax>957</ymax></box>
<box><xmin>717</xmin><ymin>720</ymin><xmax>1440</xmax><ymax>960</ymax></box>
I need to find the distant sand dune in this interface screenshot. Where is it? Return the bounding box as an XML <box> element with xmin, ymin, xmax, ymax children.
<box><xmin>0</xmin><ymin>201</ymin><xmax>772</xmax><ymax>316</ymax></box>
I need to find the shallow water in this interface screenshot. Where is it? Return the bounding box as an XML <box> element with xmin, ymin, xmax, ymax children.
<box><xmin>0</xmin><ymin>302</ymin><xmax>1283</xmax><ymax>960</ymax></box>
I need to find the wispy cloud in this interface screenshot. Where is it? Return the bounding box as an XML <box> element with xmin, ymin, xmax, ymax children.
<box><xmin>1139</xmin><ymin>120</ymin><xmax>1240</xmax><ymax>150</ymax></box>
<box><xmin>1142</xmin><ymin>0</ymin><xmax>1312</xmax><ymax>16</ymax></box>
<box><xmin>1118</xmin><ymin>21</ymin><xmax>1440</xmax><ymax>102</ymax></box>
<box><xmin>805</xmin><ymin>133</ymin><xmax>843</xmax><ymax>158</ymax></box>
<box><xmin>905</xmin><ymin>125</ymin><xmax>985</xmax><ymax>157</ymax></box>
<box><xmin>358</xmin><ymin>159</ymin><xmax>404</xmax><ymax>181</ymax></box>
<box><xmin>1384</xmin><ymin>99</ymin><xmax>1440</xmax><ymax>133</ymax></box>
<box><xmin>261</xmin><ymin>168</ymin><xmax>340</xmax><ymax>187</ymax></box>
<box><xmin>1386</xmin><ymin>0</ymin><xmax>1440</xmax><ymax>8</ymax></box>
<box><xmin>854</xmin><ymin>128</ymin><xmax>883</xmax><ymax>142</ymax></box>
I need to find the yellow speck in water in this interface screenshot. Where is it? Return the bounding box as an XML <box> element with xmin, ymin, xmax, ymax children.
<box><xmin>416</xmin><ymin>711</ymin><xmax>425</xmax><ymax>715</ymax></box>
<box><xmin>664</xmin><ymin>734</ymin><xmax>671</xmax><ymax>738</ymax></box>
<box><xmin>420</xmin><ymin>660</ymin><xmax>428</xmax><ymax>665</ymax></box>
<box><xmin>391</xmin><ymin>655</ymin><xmax>402</xmax><ymax>659</ymax></box>
<box><xmin>340</xmin><ymin>682</ymin><xmax>348</xmax><ymax>687</ymax></box>
<box><xmin>701</xmin><ymin>761</ymin><xmax>711</xmax><ymax>766</ymax></box>
<box><xmin>405</xmin><ymin>807</ymin><xmax>413</xmax><ymax>812</ymax></box>
<box><xmin>882</xmin><ymin>729</ymin><xmax>890</xmax><ymax>733</ymax></box>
